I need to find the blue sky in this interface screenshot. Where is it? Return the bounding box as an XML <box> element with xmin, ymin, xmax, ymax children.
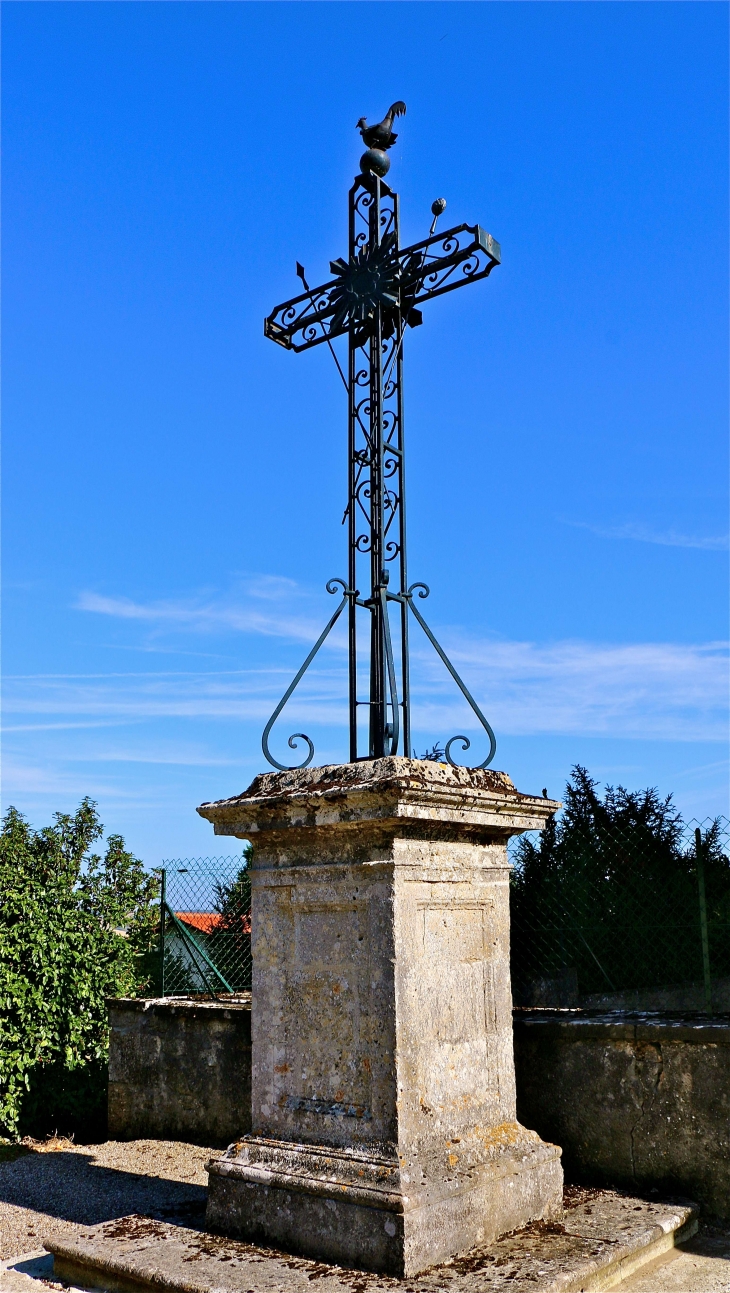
<box><xmin>3</xmin><ymin>1</ymin><xmax>728</xmax><ymax>864</ymax></box>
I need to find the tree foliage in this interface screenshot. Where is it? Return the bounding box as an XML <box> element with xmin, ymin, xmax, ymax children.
<box><xmin>213</xmin><ymin>843</ymin><xmax>253</xmax><ymax>918</ymax></box>
<box><xmin>510</xmin><ymin>767</ymin><xmax>730</xmax><ymax>1001</ymax></box>
<box><xmin>0</xmin><ymin>800</ymin><xmax>158</xmax><ymax>1137</ymax></box>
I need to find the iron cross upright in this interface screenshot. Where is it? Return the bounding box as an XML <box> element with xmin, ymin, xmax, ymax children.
<box><xmin>262</xmin><ymin>104</ymin><xmax>501</xmax><ymax>771</ymax></box>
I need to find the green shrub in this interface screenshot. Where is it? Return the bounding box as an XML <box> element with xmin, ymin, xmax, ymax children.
<box><xmin>0</xmin><ymin>799</ymin><xmax>158</xmax><ymax>1138</ymax></box>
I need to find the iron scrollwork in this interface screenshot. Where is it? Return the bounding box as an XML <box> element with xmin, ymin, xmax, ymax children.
<box><xmin>264</xmin><ymin>218</ymin><xmax>500</xmax><ymax>355</ymax></box>
<box><xmin>262</xmin><ymin>118</ymin><xmax>501</xmax><ymax>771</ymax></box>
<box><xmin>405</xmin><ymin>584</ymin><xmax>497</xmax><ymax>770</ymax></box>
<box><xmin>261</xmin><ymin>579</ymin><xmax>353</xmax><ymax>771</ymax></box>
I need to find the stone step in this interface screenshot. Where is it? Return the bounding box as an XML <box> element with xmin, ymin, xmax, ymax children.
<box><xmin>44</xmin><ymin>1190</ymin><xmax>697</xmax><ymax>1293</ymax></box>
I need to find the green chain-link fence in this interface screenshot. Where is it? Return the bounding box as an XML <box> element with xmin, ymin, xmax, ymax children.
<box><xmin>156</xmin><ymin>852</ymin><xmax>252</xmax><ymax>998</ymax></box>
<box><xmin>509</xmin><ymin>816</ymin><xmax>730</xmax><ymax>1012</ymax></box>
<box><xmin>153</xmin><ymin>796</ymin><xmax>730</xmax><ymax>1014</ymax></box>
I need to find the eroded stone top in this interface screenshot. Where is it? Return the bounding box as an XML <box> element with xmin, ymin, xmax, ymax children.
<box><xmin>197</xmin><ymin>757</ymin><xmax>560</xmax><ymax>840</ymax></box>
<box><xmin>226</xmin><ymin>757</ymin><xmax>516</xmax><ymax>799</ymax></box>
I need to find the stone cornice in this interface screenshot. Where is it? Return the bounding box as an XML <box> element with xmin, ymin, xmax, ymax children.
<box><xmin>197</xmin><ymin>757</ymin><xmax>560</xmax><ymax>841</ymax></box>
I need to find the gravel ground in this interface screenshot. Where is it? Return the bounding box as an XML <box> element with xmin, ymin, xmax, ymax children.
<box><xmin>0</xmin><ymin>1139</ymin><xmax>211</xmax><ymax>1262</ymax></box>
<box><xmin>1</xmin><ymin>1141</ymin><xmax>729</xmax><ymax>1291</ymax></box>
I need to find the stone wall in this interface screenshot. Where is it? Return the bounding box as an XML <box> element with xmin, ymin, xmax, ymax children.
<box><xmin>108</xmin><ymin>1000</ymin><xmax>730</xmax><ymax>1220</ymax></box>
<box><xmin>581</xmin><ymin>979</ymin><xmax>730</xmax><ymax>1013</ymax></box>
<box><xmin>108</xmin><ymin>998</ymin><xmax>251</xmax><ymax>1146</ymax></box>
<box><xmin>513</xmin><ymin>1012</ymin><xmax>730</xmax><ymax>1219</ymax></box>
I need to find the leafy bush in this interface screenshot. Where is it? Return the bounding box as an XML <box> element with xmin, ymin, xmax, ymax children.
<box><xmin>0</xmin><ymin>799</ymin><xmax>158</xmax><ymax>1138</ymax></box>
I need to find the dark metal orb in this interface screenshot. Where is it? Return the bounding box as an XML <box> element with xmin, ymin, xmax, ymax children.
<box><xmin>360</xmin><ymin>148</ymin><xmax>390</xmax><ymax>178</ymax></box>
<box><xmin>431</xmin><ymin>197</ymin><xmax>447</xmax><ymax>216</ymax></box>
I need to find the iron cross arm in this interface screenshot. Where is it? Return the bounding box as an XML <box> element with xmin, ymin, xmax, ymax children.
<box><xmin>264</xmin><ymin>223</ymin><xmax>501</xmax><ymax>354</ymax></box>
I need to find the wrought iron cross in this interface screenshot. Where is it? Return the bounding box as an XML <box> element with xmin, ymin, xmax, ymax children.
<box><xmin>261</xmin><ymin>108</ymin><xmax>501</xmax><ymax>771</ymax></box>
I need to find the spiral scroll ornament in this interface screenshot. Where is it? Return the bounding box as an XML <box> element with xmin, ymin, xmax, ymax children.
<box><xmin>261</xmin><ymin>579</ymin><xmax>352</xmax><ymax>771</ymax></box>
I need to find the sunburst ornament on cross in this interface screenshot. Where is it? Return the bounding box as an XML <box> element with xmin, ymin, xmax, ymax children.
<box><xmin>261</xmin><ymin>104</ymin><xmax>501</xmax><ymax>771</ymax></box>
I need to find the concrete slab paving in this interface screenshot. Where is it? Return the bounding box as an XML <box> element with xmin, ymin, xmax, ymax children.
<box><xmin>619</xmin><ymin>1222</ymin><xmax>730</xmax><ymax>1292</ymax></box>
<box><xmin>0</xmin><ymin>1249</ymin><xmax>70</xmax><ymax>1293</ymax></box>
<box><xmin>43</xmin><ymin>1190</ymin><xmax>697</xmax><ymax>1293</ymax></box>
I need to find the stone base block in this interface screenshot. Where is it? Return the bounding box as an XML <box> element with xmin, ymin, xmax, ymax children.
<box><xmin>205</xmin><ymin>1128</ymin><xmax>563</xmax><ymax>1276</ymax></box>
<box><xmin>45</xmin><ymin>1192</ymin><xmax>700</xmax><ymax>1293</ymax></box>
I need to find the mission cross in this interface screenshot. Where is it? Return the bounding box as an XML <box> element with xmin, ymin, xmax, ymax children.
<box><xmin>261</xmin><ymin>106</ymin><xmax>501</xmax><ymax>771</ymax></box>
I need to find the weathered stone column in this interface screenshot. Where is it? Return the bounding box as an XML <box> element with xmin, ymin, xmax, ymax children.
<box><xmin>198</xmin><ymin>758</ymin><xmax>562</xmax><ymax>1276</ymax></box>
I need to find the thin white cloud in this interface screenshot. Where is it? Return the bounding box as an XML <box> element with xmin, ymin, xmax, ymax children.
<box><xmin>61</xmin><ymin>744</ymin><xmax>237</xmax><ymax>767</ymax></box>
<box><xmin>7</xmin><ymin>579</ymin><xmax>727</xmax><ymax>824</ymax></box>
<box><xmin>563</xmin><ymin>519</ymin><xmax>729</xmax><ymax>552</ymax></box>
<box><xmin>412</xmin><ymin>633</ymin><xmax>728</xmax><ymax>742</ymax></box>
<box><xmin>670</xmin><ymin>758</ymin><xmax>730</xmax><ymax>784</ymax></box>
<box><xmin>0</xmin><ymin>757</ymin><xmax>143</xmax><ymax>802</ymax></box>
<box><xmin>4</xmin><ymin>636</ymin><xmax>728</xmax><ymax>743</ymax></box>
<box><xmin>0</xmin><ymin>580</ymin><xmax>706</xmax><ymax>749</ymax></box>
<box><xmin>2</xmin><ymin>720</ymin><xmax>133</xmax><ymax>734</ymax></box>
<box><xmin>75</xmin><ymin>581</ymin><xmax>347</xmax><ymax>648</ymax></box>
<box><xmin>2</xmin><ymin>667</ymin><xmax>347</xmax><ymax>725</ymax></box>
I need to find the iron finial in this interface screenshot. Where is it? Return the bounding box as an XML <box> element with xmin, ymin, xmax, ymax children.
<box><xmin>356</xmin><ymin>101</ymin><xmax>406</xmax><ymax>150</ymax></box>
<box><xmin>358</xmin><ymin>101</ymin><xmax>406</xmax><ymax>178</ymax></box>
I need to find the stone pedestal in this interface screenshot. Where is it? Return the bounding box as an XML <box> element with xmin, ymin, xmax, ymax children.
<box><xmin>197</xmin><ymin>758</ymin><xmax>563</xmax><ymax>1277</ymax></box>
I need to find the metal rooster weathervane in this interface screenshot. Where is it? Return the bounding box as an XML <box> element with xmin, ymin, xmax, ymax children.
<box><xmin>262</xmin><ymin>102</ymin><xmax>501</xmax><ymax>771</ymax></box>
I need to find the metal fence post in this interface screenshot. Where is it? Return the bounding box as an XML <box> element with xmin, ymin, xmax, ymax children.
<box><xmin>695</xmin><ymin>828</ymin><xmax>712</xmax><ymax>1014</ymax></box>
<box><xmin>159</xmin><ymin>867</ymin><xmax>167</xmax><ymax>998</ymax></box>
